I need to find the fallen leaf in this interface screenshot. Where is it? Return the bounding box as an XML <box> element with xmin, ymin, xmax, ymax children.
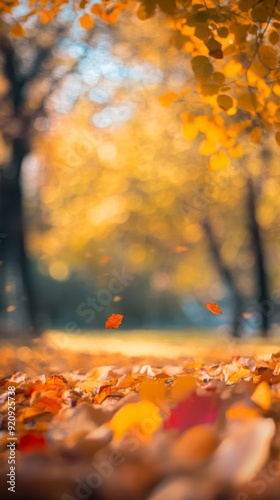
<box><xmin>171</xmin><ymin>424</ymin><xmax>219</xmax><ymax>467</ymax></box>
<box><xmin>18</xmin><ymin>432</ymin><xmax>47</xmax><ymax>453</ymax></box>
<box><xmin>164</xmin><ymin>391</ymin><xmax>221</xmax><ymax>431</ymax></box>
<box><xmin>108</xmin><ymin>400</ymin><xmax>162</xmax><ymax>440</ymax></box>
<box><xmin>209</xmin><ymin>418</ymin><xmax>275</xmax><ymax>484</ymax></box>
<box><xmin>251</xmin><ymin>381</ymin><xmax>271</xmax><ymax>410</ymax></box>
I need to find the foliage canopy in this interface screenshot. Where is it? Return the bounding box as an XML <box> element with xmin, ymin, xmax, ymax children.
<box><xmin>2</xmin><ymin>0</ymin><xmax>280</xmax><ymax>165</ymax></box>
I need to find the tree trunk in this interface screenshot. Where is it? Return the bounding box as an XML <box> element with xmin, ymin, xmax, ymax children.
<box><xmin>246</xmin><ymin>177</ymin><xmax>270</xmax><ymax>338</ymax></box>
<box><xmin>0</xmin><ymin>138</ymin><xmax>38</xmax><ymax>334</ymax></box>
<box><xmin>202</xmin><ymin>218</ymin><xmax>243</xmax><ymax>338</ymax></box>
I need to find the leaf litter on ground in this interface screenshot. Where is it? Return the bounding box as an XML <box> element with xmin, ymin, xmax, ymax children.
<box><xmin>0</xmin><ymin>339</ymin><xmax>280</xmax><ymax>500</ymax></box>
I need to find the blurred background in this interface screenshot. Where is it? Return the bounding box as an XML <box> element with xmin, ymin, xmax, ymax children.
<box><xmin>1</xmin><ymin>5</ymin><xmax>280</xmax><ymax>343</ymax></box>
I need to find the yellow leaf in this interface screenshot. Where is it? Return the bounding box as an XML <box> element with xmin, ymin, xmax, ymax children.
<box><xmin>237</xmin><ymin>92</ymin><xmax>257</xmax><ymax>114</ymax></box>
<box><xmin>272</xmin><ymin>83</ymin><xmax>280</xmax><ymax>97</ymax></box>
<box><xmin>10</xmin><ymin>24</ymin><xmax>25</xmax><ymax>37</ymax></box>
<box><xmin>139</xmin><ymin>380</ymin><xmax>167</xmax><ymax>404</ymax></box>
<box><xmin>209</xmin><ymin>150</ymin><xmax>230</xmax><ymax>171</ymax></box>
<box><xmin>217</xmin><ymin>94</ymin><xmax>233</xmax><ymax>111</ymax></box>
<box><xmin>182</xmin><ymin>123</ymin><xmax>198</xmax><ymax>141</ymax></box>
<box><xmin>228</xmin><ymin>144</ymin><xmax>244</xmax><ymax>158</ymax></box>
<box><xmin>158</xmin><ymin>91</ymin><xmax>179</xmax><ymax>107</ymax></box>
<box><xmin>199</xmin><ymin>140</ymin><xmax>218</xmax><ymax>156</ymax></box>
<box><xmin>107</xmin><ymin>400</ymin><xmax>162</xmax><ymax>440</ymax></box>
<box><xmin>227</xmin><ymin>366</ymin><xmax>251</xmax><ymax>384</ymax></box>
<box><xmin>258</xmin><ymin>45</ymin><xmax>278</xmax><ymax>70</ymax></box>
<box><xmin>226</xmin><ymin>402</ymin><xmax>261</xmax><ymax>420</ymax></box>
<box><xmin>170</xmin><ymin>374</ymin><xmax>197</xmax><ymax>403</ymax></box>
<box><xmin>79</xmin><ymin>13</ymin><xmax>94</xmax><ymax>30</ymax></box>
<box><xmin>223</xmin><ymin>60</ymin><xmax>243</xmax><ymax>78</ymax></box>
<box><xmin>227</xmin><ymin>120</ymin><xmax>251</xmax><ymax>138</ymax></box>
<box><xmin>191</xmin><ymin>56</ymin><xmax>213</xmax><ymax>81</ymax></box>
<box><xmin>250</xmin><ymin>127</ymin><xmax>262</xmax><ymax>144</ymax></box>
<box><xmin>251</xmin><ymin>381</ymin><xmax>271</xmax><ymax>410</ymax></box>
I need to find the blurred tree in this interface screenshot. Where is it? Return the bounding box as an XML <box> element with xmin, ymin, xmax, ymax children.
<box><xmin>1</xmin><ymin>0</ymin><xmax>280</xmax><ymax>336</ymax></box>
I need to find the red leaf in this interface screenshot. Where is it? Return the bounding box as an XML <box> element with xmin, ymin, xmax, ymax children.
<box><xmin>206</xmin><ymin>303</ymin><xmax>222</xmax><ymax>315</ymax></box>
<box><xmin>164</xmin><ymin>391</ymin><xmax>221</xmax><ymax>431</ymax></box>
<box><xmin>18</xmin><ymin>432</ymin><xmax>47</xmax><ymax>453</ymax></box>
<box><xmin>105</xmin><ymin>313</ymin><xmax>124</xmax><ymax>329</ymax></box>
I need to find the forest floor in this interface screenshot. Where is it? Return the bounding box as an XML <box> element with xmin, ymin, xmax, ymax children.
<box><xmin>0</xmin><ymin>331</ymin><xmax>280</xmax><ymax>500</ymax></box>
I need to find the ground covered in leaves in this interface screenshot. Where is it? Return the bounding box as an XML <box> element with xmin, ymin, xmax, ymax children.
<box><xmin>1</xmin><ymin>337</ymin><xmax>280</xmax><ymax>500</ymax></box>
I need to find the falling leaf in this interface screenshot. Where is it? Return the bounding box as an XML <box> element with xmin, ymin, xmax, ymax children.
<box><xmin>99</xmin><ymin>255</ymin><xmax>112</xmax><ymax>265</ymax></box>
<box><xmin>105</xmin><ymin>313</ymin><xmax>124</xmax><ymax>329</ymax></box>
<box><xmin>113</xmin><ymin>295</ymin><xmax>122</xmax><ymax>302</ymax></box>
<box><xmin>6</xmin><ymin>305</ymin><xmax>16</xmax><ymax>313</ymax></box>
<box><xmin>175</xmin><ymin>245</ymin><xmax>188</xmax><ymax>253</ymax></box>
<box><xmin>206</xmin><ymin>303</ymin><xmax>222</xmax><ymax>315</ymax></box>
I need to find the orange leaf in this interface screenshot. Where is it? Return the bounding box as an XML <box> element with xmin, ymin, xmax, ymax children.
<box><xmin>105</xmin><ymin>313</ymin><xmax>124</xmax><ymax>329</ymax></box>
<box><xmin>113</xmin><ymin>295</ymin><xmax>122</xmax><ymax>302</ymax></box>
<box><xmin>79</xmin><ymin>13</ymin><xmax>94</xmax><ymax>30</ymax></box>
<box><xmin>206</xmin><ymin>303</ymin><xmax>222</xmax><ymax>315</ymax></box>
<box><xmin>251</xmin><ymin>381</ymin><xmax>271</xmax><ymax>410</ymax></box>
<box><xmin>99</xmin><ymin>255</ymin><xmax>112</xmax><ymax>265</ymax></box>
<box><xmin>10</xmin><ymin>24</ymin><xmax>25</xmax><ymax>37</ymax></box>
<box><xmin>175</xmin><ymin>245</ymin><xmax>188</xmax><ymax>253</ymax></box>
<box><xmin>158</xmin><ymin>91</ymin><xmax>179</xmax><ymax>107</ymax></box>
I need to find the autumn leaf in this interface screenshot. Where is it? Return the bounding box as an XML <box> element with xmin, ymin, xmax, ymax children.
<box><xmin>99</xmin><ymin>255</ymin><xmax>112</xmax><ymax>265</ymax></box>
<box><xmin>251</xmin><ymin>381</ymin><xmax>271</xmax><ymax>410</ymax></box>
<box><xmin>105</xmin><ymin>313</ymin><xmax>124</xmax><ymax>329</ymax></box>
<box><xmin>175</xmin><ymin>245</ymin><xmax>188</xmax><ymax>253</ymax></box>
<box><xmin>108</xmin><ymin>400</ymin><xmax>162</xmax><ymax>440</ymax></box>
<box><xmin>158</xmin><ymin>91</ymin><xmax>179</xmax><ymax>107</ymax></box>
<box><xmin>164</xmin><ymin>391</ymin><xmax>221</xmax><ymax>431</ymax></box>
<box><xmin>206</xmin><ymin>303</ymin><xmax>223</xmax><ymax>315</ymax></box>
<box><xmin>79</xmin><ymin>13</ymin><xmax>94</xmax><ymax>29</ymax></box>
<box><xmin>10</xmin><ymin>24</ymin><xmax>25</xmax><ymax>37</ymax></box>
<box><xmin>18</xmin><ymin>432</ymin><xmax>47</xmax><ymax>453</ymax></box>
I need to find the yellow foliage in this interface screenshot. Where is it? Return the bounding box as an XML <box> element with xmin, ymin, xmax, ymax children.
<box><xmin>182</xmin><ymin>123</ymin><xmax>198</xmax><ymax>140</ymax></box>
<box><xmin>107</xmin><ymin>400</ymin><xmax>162</xmax><ymax>440</ymax></box>
<box><xmin>209</xmin><ymin>150</ymin><xmax>230</xmax><ymax>171</ymax></box>
<box><xmin>158</xmin><ymin>91</ymin><xmax>179</xmax><ymax>107</ymax></box>
<box><xmin>249</xmin><ymin>127</ymin><xmax>262</xmax><ymax>144</ymax></box>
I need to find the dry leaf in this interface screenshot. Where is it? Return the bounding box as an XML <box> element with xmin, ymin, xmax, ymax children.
<box><xmin>206</xmin><ymin>303</ymin><xmax>223</xmax><ymax>315</ymax></box>
<box><xmin>105</xmin><ymin>314</ymin><xmax>124</xmax><ymax>329</ymax></box>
